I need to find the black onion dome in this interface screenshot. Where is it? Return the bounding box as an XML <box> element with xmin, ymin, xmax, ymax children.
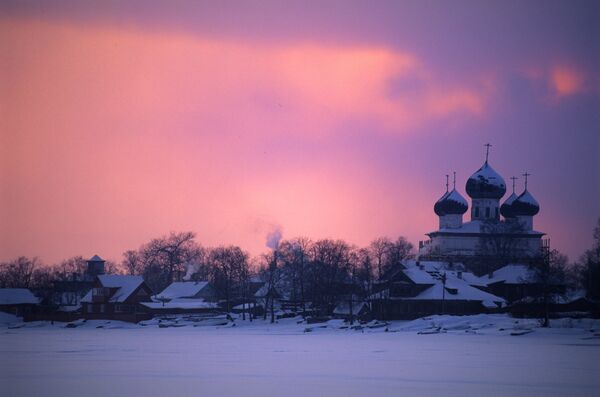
<box><xmin>439</xmin><ymin>189</ymin><xmax>468</xmax><ymax>215</ymax></box>
<box><xmin>511</xmin><ymin>190</ymin><xmax>540</xmax><ymax>216</ymax></box>
<box><xmin>465</xmin><ymin>162</ymin><xmax>506</xmax><ymax>199</ymax></box>
<box><xmin>500</xmin><ymin>192</ymin><xmax>518</xmax><ymax>218</ymax></box>
<box><xmin>434</xmin><ymin>191</ymin><xmax>449</xmax><ymax>216</ymax></box>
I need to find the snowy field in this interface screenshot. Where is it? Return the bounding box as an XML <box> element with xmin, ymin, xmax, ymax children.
<box><xmin>1</xmin><ymin>314</ymin><xmax>599</xmax><ymax>397</ymax></box>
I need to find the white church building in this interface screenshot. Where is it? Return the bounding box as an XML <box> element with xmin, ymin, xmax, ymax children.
<box><xmin>418</xmin><ymin>146</ymin><xmax>545</xmax><ymax>259</ymax></box>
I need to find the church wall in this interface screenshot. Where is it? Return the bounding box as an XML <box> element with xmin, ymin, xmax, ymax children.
<box><xmin>471</xmin><ymin>198</ymin><xmax>500</xmax><ymax>221</ymax></box>
<box><xmin>439</xmin><ymin>214</ymin><xmax>463</xmax><ymax>229</ymax></box>
<box><xmin>516</xmin><ymin>215</ymin><xmax>533</xmax><ymax>231</ymax></box>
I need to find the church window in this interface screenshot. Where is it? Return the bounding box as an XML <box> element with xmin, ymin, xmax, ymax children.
<box><xmin>485</xmin><ymin>207</ymin><xmax>490</xmax><ymax>218</ymax></box>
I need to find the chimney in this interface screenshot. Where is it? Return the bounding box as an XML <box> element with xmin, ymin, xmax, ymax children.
<box><xmin>457</xmin><ymin>271</ymin><xmax>463</xmax><ymax>279</ymax></box>
<box><xmin>488</xmin><ymin>270</ymin><xmax>494</xmax><ymax>279</ymax></box>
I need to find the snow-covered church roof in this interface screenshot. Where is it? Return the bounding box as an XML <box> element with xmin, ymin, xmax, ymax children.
<box><xmin>500</xmin><ymin>192</ymin><xmax>518</xmax><ymax>218</ymax></box>
<box><xmin>511</xmin><ymin>190</ymin><xmax>540</xmax><ymax>216</ymax></box>
<box><xmin>466</xmin><ymin>162</ymin><xmax>506</xmax><ymax>199</ymax></box>
<box><xmin>435</xmin><ymin>189</ymin><xmax>468</xmax><ymax>216</ymax></box>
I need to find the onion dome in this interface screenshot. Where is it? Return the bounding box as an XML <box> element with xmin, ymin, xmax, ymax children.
<box><xmin>465</xmin><ymin>162</ymin><xmax>506</xmax><ymax>199</ymax></box>
<box><xmin>438</xmin><ymin>189</ymin><xmax>468</xmax><ymax>215</ymax></box>
<box><xmin>434</xmin><ymin>191</ymin><xmax>449</xmax><ymax>216</ymax></box>
<box><xmin>511</xmin><ymin>190</ymin><xmax>540</xmax><ymax>216</ymax></box>
<box><xmin>500</xmin><ymin>192</ymin><xmax>518</xmax><ymax>218</ymax></box>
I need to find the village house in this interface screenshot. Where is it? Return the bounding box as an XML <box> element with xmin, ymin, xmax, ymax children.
<box><xmin>370</xmin><ymin>260</ymin><xmax>505</xmax><ymax>320</ymax></box>
<box><xmin>81</xmin><ymin>275</ymin><xmax>154</xmax><ymax>322</ymax></box>
<box><xmin>0</xmin><ymin>288</ymin><xmax>40</xmax><ymax>317</ymax></box>
<box><xmin>142</xmin><ymin>281</ymin><xmax>221</xmax><ymax>315</ymax></box>
<box><xmin>333</xmin><ymin>297</ymin><xmax>370</xmax><ymax>321</ymax></box>
<box><xmin>482</xmin><ymin>264</ymin><xmax>543</xmax><ymax>303</ymax></box>
<box><xmin>51</xmin><ymin>254</ymin><xmax>107</xmax><ymax>312</ymax></box>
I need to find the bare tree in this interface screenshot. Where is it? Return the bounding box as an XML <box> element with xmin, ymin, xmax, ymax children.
<box><xmin>579</xmin><ymin>218</ymin><xmax>600</xmax><ymax>300</ymax></box>
<box><xmin>309</xmin><ymin>239</ymin><xmax>352</xmax><ymax>312</ymax></box>
<box><xmin>355</xmin><ymin>247</ymin><xmax>374</xmax><ymax>296</ymax></box>
<box><xmin>0</xmin><ymin>257</ymin><xmax>39</xmax><ymax>288</ymax></box>
<box><xmin>530</xmin><ymin>247</ymin><xmax>567</xmax><ymax>327</ymax></box>
<box><xmin>476</xmin><ymin>220</ymin><xmax>529</xmax><ymax>273</ymax></box>
<box><xmin>278</xmin><ymin>237</ymin><xmax>312</xmax><ymax>314</ymax></box>
<box><xmin>208</xmin><ymin>246</ymin><xmax>249</xmax><ymax>312</ymax></box>
<box><xmin>53</xmin><ymin>256</ymin><xmax>87</xmax><ymax>281</ymax></box>
<box><xmin>104</xmin><ymin>260</ymin><xmax>124</xmax><ymax>275</ymax></box>
<box><xmin>139</xmin><ymin>231</ymin><xmax>203</xmax><ymax>291</ymax></box>
<box><xmin>384</xmin><ymin>237</ymin><xmax>414</xmax><ymax>274</ymax></box>
<box><xmin>369</xmin><ymin>237</ymin><xmax>392</xmax><ymax>280</ymax></box>
<box><xmin>122</xmin><ymin>250</ymin><xmax>142</xmax><ymax>275</ymax></box>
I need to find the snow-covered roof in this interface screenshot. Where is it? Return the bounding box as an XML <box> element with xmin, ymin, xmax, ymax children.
<box><xmin>446</xmin><ymin>189</ymin><xmax>467</xmax><ymax>207</ymax></box>
<box><xmin>484</xmin><ymin>264</ymin><xmax>535</xmax><ymax>285</ymax></box>
<box><xmin>466</xmin><ymin>161</ymin><xmax>506</xmax><ymax>200</ymax></box>
<box><xmin>403</xmin><ymin>260</ymin><xmax>488</xmax><ymax>288</ymax></box>
<box><xmin>0</xmin><ymin>288</ymin><xmax>39</xmax><ymax>305</ymax></box>
<box><xmin>81</xmin><ymin>275</ymin><xmax>146</xmax><ymax>303</ymax></box>
<box><xmin>512</xmin><ymin>190</ymin><xmax>540</xmax><ymax>216</ymax></box>
<box><xmin>254</xmin><ymin>282</ymin><xmax>287</xmax><ymax>299</ymax></box>
<box><xmin>405</xmin><ymin>280</ymin><xmax>505</xmax><ymax>308</ymax></box>
<box><xmin>516</xmin><ymin>190</ymin><xmax>539</xmax><ymax>207</ymax></box>
<box><xmin>402</xmin><ymin>267</ymin><xmax>437</xmax><ymax>284</ymax></box>
<box><xmin>451</xmin><ymin>271</ymin><xmax>488</xmax><ymax>287</ymax></box>
<box><xmin>333</xmin><ymin>301</ymin><xmax>368</xmax><ymax>316</ymax></box>
<box><xmin>141</xmin><ymin>299</ymin><xmax>219</xmax><ymax>310</ymax></box>
<box><xmin>155</xmin><ymin>281</ymin><xmax>210</xmax><ymax>300</ymax></box>
<box><xmin>500</xmin><ymin>192</ymin><xmax>518</xmax><ymax>218</ymax></box>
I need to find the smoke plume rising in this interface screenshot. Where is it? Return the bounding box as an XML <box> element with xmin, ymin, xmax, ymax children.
<box><xmin>265</xmin><ymin>226</ymin><xmax>283</xmax><ymax>250</ymax></box>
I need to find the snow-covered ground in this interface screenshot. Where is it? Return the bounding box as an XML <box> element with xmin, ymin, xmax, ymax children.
<box><xmin>1</xmin><ymin>313</ymin><xmax>598</xmax><ymax>397</ymax></box>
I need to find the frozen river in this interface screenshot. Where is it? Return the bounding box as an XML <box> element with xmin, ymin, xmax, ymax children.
<box><xmin>1</xmin><ymin>315</ymin><xmax>598</xmax><ymax>397</ymax></box>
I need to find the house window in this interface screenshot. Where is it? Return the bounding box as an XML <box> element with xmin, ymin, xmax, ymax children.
<box><xmin>485</xmin><ymin>207</ymin><xmax>490</xmax><ymax>218</ymax></box>
<box><xmin>100</xmin><ymin>304</ymin><xmax>105</xmax><ymax>313</ymax></box>
<box><xmin>88</xmin><ymin>303</ymin><xmax>94</xmax><ymax>313</ymax></box>
<box><xmin>495</xmin><ymin>208</ymin><xmax>499</xmax><ymax>218</ymax></box>
<box><xmin>92</xmin><ymin>288</ymin><xmax>104</xmax><ymax>297</ymax></box>
<box><xmin>474</xmin><ymin>207</ymin><xmax>479</xmax><ymax>217</ymax></box>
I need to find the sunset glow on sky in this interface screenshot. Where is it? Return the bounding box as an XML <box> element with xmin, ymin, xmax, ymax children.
<box><xmin>1</xmin><ymin>1</ymin><xmax>598</xmax><ymax>264</ymax></box>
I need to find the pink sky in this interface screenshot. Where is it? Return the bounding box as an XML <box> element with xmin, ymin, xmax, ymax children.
<box><xmin>1</xmin><ymin>1</ymin><xmax>598</xmax><ymax>264</ymax></box>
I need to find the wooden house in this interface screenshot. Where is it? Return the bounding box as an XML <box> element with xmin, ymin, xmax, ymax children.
<box><xmin>142</xmin><ymin>281</ymin><xmax>221</xmax><ymax>315</ymax></box>
<box><xmin>81</xmin><ymin>275</ymin><xmax>153</xmax><ymax>322</ymax></box>
<box><xmin>0</xmin><ymin>288</ymin><xmax>40</xmax><ymax>316</ymax></box>
<box><xmin>369</xmin><ymin>260</ymin><xmax>505</xmax><ymax>320</ymax></box>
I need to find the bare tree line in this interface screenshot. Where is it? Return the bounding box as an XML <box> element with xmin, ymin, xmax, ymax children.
<box><xmin>2</xmin><ymin>219</ymin><xmax>599</xmax><ymax>311</ymax></box>
<box><xmin>0</xmin><ymin>232</ymin><xmax>413</xmax><ymax>312</ymax></box>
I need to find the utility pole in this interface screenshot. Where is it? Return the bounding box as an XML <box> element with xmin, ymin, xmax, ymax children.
<box><xmin>441</xmin><ymin>272</ymin><xmax>447</xmax><ymax>315</ymax></box>
<box><xmin>541</xmin><ymin>239</ymin><xmax>551</xmax><ymax>327</ymax></box>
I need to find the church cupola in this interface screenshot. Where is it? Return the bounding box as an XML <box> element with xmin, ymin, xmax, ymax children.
<box><xmin>434</xmin><ymin>178</ymin><xmax>450</xmax><ymax>217</ymax></box>
<box><xmin>511</xmin><ymin>172</ymin><xmax>540</xmax><ymax>230</ymax></box>
<box><xmin>466</xmin><ymin>144</ymin><xmax>506</xmax><ymax>221</ymax></box>
<box><xmin>500</xmin><ymin>176</ymin><xmax>518</xmax><ymax>219</ymax></box>
<box><xmin>437</xmin><ymin>172</ymin><xmax>468</xmax><ymax>229</ymax></box>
